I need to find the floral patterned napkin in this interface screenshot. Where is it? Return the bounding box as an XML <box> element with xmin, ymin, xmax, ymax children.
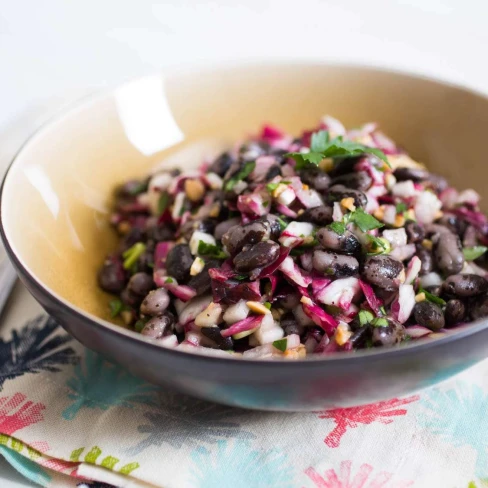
<box><xmin>1</xmin><ymin>283</ymin><xmax>488</xmax><ymax>488</ymax></box>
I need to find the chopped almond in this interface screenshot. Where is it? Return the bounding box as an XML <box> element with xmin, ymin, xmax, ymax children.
<box><xmin>434</xmin><ymin>210</ymin><xmax>443</xmax><ymax>220</ymax></box>
<box><xmin>300</xmin><ymin>296</ymin><xmax>313</xmax><ymax>306</ymax></box>
<box><xmin>272</xmin><ymin>183</ymin><xmax>288</xmax><ymax>198</ymax></box>
<box><xmin>190</xmin><ymin>257</ymin><xmax>205</xmax><ymax>276</ymax></box>
<box><xmin>117</xmin><ymin>221</ymin><xmax>131</xmax><ymax>235</ymax></box>
<box><xmin>388</xmin><ymin>154</ymin><xmax>426</xmax><ymax>171</ymax></box>
<box><xmin>209</xmin><ymin>203</ymin><xmax>221</xmax><ymax>218</ymax></box>
<box><xmin>246</xmin><ymin>301</ymin><xmax>271</xmax><ymax>315</ymax></box>
<box><xmin>302</xmin><ymin>184</ymin><xmax>310</xmax><ymax>191</ymax></box>
<box><xmin>385</xmin><ymin>173</ymin><xmax>397</xmax><ymax>190</ymax></box>
<box><xmin>184</xmin><ymin>179</ymin><xmax>205</xmax><ymax>202</ymax></box>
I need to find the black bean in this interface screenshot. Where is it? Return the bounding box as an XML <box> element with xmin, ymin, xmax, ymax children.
<box><xmin>280</xmin><ymin>312</ymin><xmax>303</xmax><ymax>336</ymax></box>
<box><xmin>233</xmin><ymin>241</ymin><xmax>280</xmax><ymax>273</ymax></box>
<box><xmin>180</xmin><ymin>219</ymin><xmax>217</xmax><ymax>241</ymax></box>
<box><xmin>120</xmin><ymin>287</ymin><xmax>142</xmax><ymax>308</ymax></box>
<box><xmin>298</xmin><ymin>205</ymin><xmax>333</xmax><ymax>226</ymax></box>
<box><xmin>361</xmin><ymin>255</ymin><xmax>404</xmax><ymax>290</ymax></box>
<box><xmin>350</xmin><ymin>325</ymin><xmax>371</xmax><ymax>348</ymax></box>
<box><xmin>128</xmin><ymin>272</ymin><xmax>154</xmax><ymax>297</ymax></box>
<box><xmin>279</xmin><ymin>293</ymin><xmax>301</xmax><ymax>310</ymax></box>
<box><xmin>141</xmin><ymin>312</ymin><xmax>175</xmax><ymax>339</ymax></box>
<box><xmin>165</xmin><ymin>244</ymin><xmax>193</xmax><ymax>282</ymax></box>
<box><xmin>265</xmin><ymin>215</ymin><xmax>282</xmax><ymax>240</ymax></box>
<box><xmin>405</xmin><ymin>222</ymin><xmax>425</xmax><ymax>243</ymax></box>
<box><xmin>327</xmin><ymin>185</ymin><xmax>367</xmax><ymax>208</ymax></box>
<box><xmin>140</xmin><ymin>288</ymin><xmax>170</xmax><ymax>316</ymax></box>
<box><xmin>424</xmin><ymin>285</ymin><xmax>441</xmax><ymax>297</ymax></box>
<box><xmin>146</xmin><ymin>224</ymin><xmax>175</xmax><ymax>243</ymax></box>
<box><xmin>201</xmin><ymin>326</ymin><xmax>234</xmax><ymax>350</ymax></box>
<box><xmin>432</xmin><ymin>232</ymin><xmax>465</xmax><ymax>275</ymax></box>
<box><xmin>137</xmin><ymin>249</ymin><xmax>155</xmax><ymax>273</ymax></box>
<box><xmin>209</xmin><ymin>152</ymin><xmax>234</xmax><ymax>177</ymax></box>
<box><xmin>437</xmin><ymin>214</ymin><xmax>467</xmax><ymax>238</ymax></box>
<box><xmin>470</xmin><ymin>294</ymin><xmax>488</xmax><ymax>321</ymax></box>
<box><xmin>98</xmin><ymin>256</ymin><xmax>127</xmax><ymax>293</ymax></box>
<box><xmin>239</xmin><ymin>141</ymin><xmax>270</xmax><ymax>161</ymax></box>
<box><xmin>328</xmin><ymin>157</ymin><xmax>360</xmax><ymax>177</ymax></box>
<box><xmin>444</xmin><ymin>299</ymin><xmax>466</xmax><ymax>327</ymax></box>
<box><xmin>299</xmin><ymin>166</ymin><xmax>331</xmax><ymax>191</ymax></box>
<box><xmin>120</xmin><ymin>228</ymin><xmax>146</xmax><ymax>252</ymax></box>
<box><xmin>222</xmin><ymin>220</ymin><xmax>271</xmax><ymax>256</ymax></box>
<box><xmin>330</xmin><ymin>171</ymin><xmax>372</xmax><ymax>191</ymax></box>
<box><xmin>316</xmin><ymin>227</ymin><xmax>361</xmax><ymax>254</ymax></box>
<box><xmin>265</xmin><ymin>165</ymin><xmax>282</xmax><ymax>181</ymax></box>
<box><xmin>443</xmin><ymin>274</ymin><xmax>488</xmax><ymax>298</ymax></box>
<box><xmin>187</xmin><ymin>259</ymin><xmax>221</xmax><ymax>295</ymax></box>
<box><xmin>413</xmin><ymin>301</ymin><xmax>445</xmax><ymax>331</ymax></box>
<box><xmin>415</xmin><ymin>245</ymin><xmax>433</xmax><ymax>275</ymax></box>
<box><xmin>116</xmin><ymin>179</ymin><xmax>148</xmax><ymax>198</ymax></box>
<box><xmin>393</xmin><ymin>167</ymin><xmax>429</xmax><ymax>182</ymax></box>
<box><xmin>372</xmin><ymin>319</ymin><xmax>405</xmax><ymax>347</ymax></box>
<box><xmin>313</xmin><ymin>250</ymin><xmax>359</xmax><ymax>278</ymax></box>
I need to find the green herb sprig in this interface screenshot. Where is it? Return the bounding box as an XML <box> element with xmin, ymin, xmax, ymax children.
<box><xmin>285</xmin><ymin>130</ymin><xmax>389</xmax><ymax>170</ymax></box>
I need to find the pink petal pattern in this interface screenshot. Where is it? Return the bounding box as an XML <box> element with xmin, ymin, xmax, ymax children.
<box><xmin>0</xmin><ymin>393</ymin><xmax>45</xmax><ymax>435</ymax></box>
<box><xmin>304</xmin><ymin>461</ymin><xmax>414</xmax><ymax>488</ymax></box>
<box><xmin>316</xmin><ymin>396</ymin><xmax>419</xmax><ymax>448</ymax></box>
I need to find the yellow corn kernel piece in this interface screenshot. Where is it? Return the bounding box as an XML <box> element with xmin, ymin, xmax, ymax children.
<box><xmin>246</xmin><ymin>301</ymin><xmax>271</xmax><ymax>315</ymax></box>
<box><xmin>335</xmin><ymin>325</ymin><xmax>352</xmax><ymax>346</ymax></box>
<box><xmin>422</xmin><ymin>239</ymin><xmax>433</xmax><ymax>250</ymax></box>
<box><xmin>394</xmin><ymin>214</ymin><xmax>406</xmax><ymax>228</ymax></box>
<box><xmin>318</xmin><ymin>158</ymin><xmax>334</xmax><ymax>172</ymax></box>
<box><xmin>302</xmin><ymin>184</ymin><xmax>310</xmax><ymax>191</ymax></box>
<box><xmin>284</xmin><ymin>344</ymin><xmax>307</xmax><ymax>359</ymax></box>
<box><xmin>209</xmin><ymin>203</ymin><xmax>220</xmax><ymax>218</ymax></box>
<box><xmin>341</xmin><ymin>197</ymin><xmax>356</xmax><ymax>212</ymax></box>
<box><xmin>415</xmin><ymin>292</ymin><xmax>426</xmax><ymax>303</ymax></box>
<box><xmin>374</xmin><ymin>206</ymin><xmax>385</xmax><ymax>221</ymax></box>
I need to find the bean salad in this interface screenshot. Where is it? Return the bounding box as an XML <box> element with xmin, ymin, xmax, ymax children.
<box><xmin>98</xmin><ymin>116</ymin><xmax>488</xmax><ymax>358</ymax></box>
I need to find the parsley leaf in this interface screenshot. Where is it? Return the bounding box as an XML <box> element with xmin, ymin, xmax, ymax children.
<box><xmin>395</xmin><ymin>202</ymin><xmax>408</xmax><ymax>214</ymax></box>
<box><xmin>328</xmin><ymin>221</ymin><xmax>346</xmax><ymax>235</ymax></box>
<box><xmin>463</xmin><ymin>246</ymin><xmax>488</xmax><ymax>261</ymax></box>
<box><xmin>277</xmin><ymin>216</ymin><xmax>288</xmax><ymax>232</ymax></box>
<box><xmin>358</xmin><ymin>309</ymin><xmax>374</xmax><ymax>326</ymax></box>
<box><xmin>419</xmin><ymin>288</ymin><xmax>446</xmax><ymax>306</ymax></box>
<box><xmin>109</xmin><ymin>299</ymin><xmax>124</xmax><ymax>318</ymax></box>
<box><xmin>134</xmin><ymin>318</ymin><xmax>148</xmax><ymax>333</ymax></box>
<box><xmin>310</xmin><ymin>130</ymin><xmax>331</xmax><ymax>152</ymax></box>
<box><xmin>349</xmin><ymin>208</ymin><xmax>384</xmax><ymax>232</ymax></box>
<box><xmin>366</xmin><ymin>235</ymin><xmax>391</xmax><ymax>255</ymax></box>
<box><xmin>198</xmin><ymin>240</ymin><xmax>228</xmax><ymax>259</ymax></box>
<box><xmin>285</xmin><ymin>131</ymin><xmax>389</xmax><ymax>170</ymax></box>
<box><xmin>165</xmin><ymin>277</ymin><xmax>174</xmax><ymax>283</ymax></box>
<box><xmin>157</xmin><ymin>191</ymin><xmax>170</xmax><ymax>215</ymax></box>
<box><xmin>224</xmin><ymin>161</ymin><xmax>256</xmax><ymax>191</ymax></box>
<box><xmin>371</xmin><ymin>317</ymin><xmax>389</xmax><ymax>327</ymax></box>
<box><xmin>264</xmin><ymin>301</ymin><xmax>272</xmax><ymax>310</ymax></box>
<box><xmin>266</xmin><ymin>182</ymin><xmax>280</xmax><ymax>192</ymax></box>
<box><xmin>272</xmin><ymin>338</ymin><xmax>287</xmax><ymax>352</ymax></box>
<box><xmin>122</xmin><ymin>242</ymin><xmax>146</xmax><ymax>271</ymax></box>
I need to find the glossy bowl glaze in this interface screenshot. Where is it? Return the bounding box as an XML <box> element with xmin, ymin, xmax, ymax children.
<box><xmin>2</xmin><ymin>64</ymin><xmax>488</xmax><ymax>411</ymax></box>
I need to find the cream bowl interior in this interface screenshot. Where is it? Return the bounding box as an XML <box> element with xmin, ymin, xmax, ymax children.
<box><xmin>3</xmin><ymin>63</ymin><xmax>488</xmax><ymax>331</ymax></box>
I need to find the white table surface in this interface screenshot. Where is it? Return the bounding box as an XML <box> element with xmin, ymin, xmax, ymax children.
<box><xmin>1</xmin><ymin>1</ymin><xmax>488</xmax><ymax>486</ymax></box>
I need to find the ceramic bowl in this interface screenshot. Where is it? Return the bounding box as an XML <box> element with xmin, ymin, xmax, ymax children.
<box><xmin>2</xmin><ymin>63</ymin><xmax>488</xmax><ymax>411</ymax></box>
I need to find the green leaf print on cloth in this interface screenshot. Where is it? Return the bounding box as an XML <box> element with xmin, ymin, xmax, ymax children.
<box><xmin>70</xmin><ymin>445</ymin><xmax>139</xmax><ymax>475</ymax></box>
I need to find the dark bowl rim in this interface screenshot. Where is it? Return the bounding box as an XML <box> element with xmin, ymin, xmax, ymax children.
<box><xmin>2</xmin><ymin>61</ymin><xmax>488</xmax><ymax>369</ymax></box>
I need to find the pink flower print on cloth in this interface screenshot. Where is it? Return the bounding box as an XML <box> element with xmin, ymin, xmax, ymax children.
<box><xmin>304</xmin><ymin>460</ymin><xmax>414</xmax><ymax>488</ymax></box>
<box><xmin>316</xmin><ymin>395</ymin><xmax>419</xmax><ymax>447</ymax></box>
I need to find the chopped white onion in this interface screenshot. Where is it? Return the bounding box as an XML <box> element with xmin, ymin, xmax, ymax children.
<box><xmin>223</xmin><ymin>300</ymin><xmax>250</xmax><ymax>324</ymax></box>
